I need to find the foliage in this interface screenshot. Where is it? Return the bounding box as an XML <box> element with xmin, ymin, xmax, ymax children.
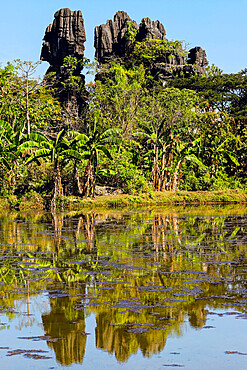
<box><xmin>98</xmin><ymin>146</ymin><xmax>150</xmax><ymax>194</ymax></box>
<box><xmin>91</xmin><ymin>61</ymin><xmax>146</xmax><ymax>136</ymax></box>
<box><xmin>71</xmin><ymin>121</ymin><xmax>122</xmax><ymax>197</ymax></box>
<box><xmin>0</xmin><ymin>47</ymin><xmax>246</xmax><ymax>205</ymax></box>
<box><xmin>131</xmin><ymin>38</ymin><xmax>186</xmax><ymax>66</ymax></box>
<box><xmin>125</xmin><ymin>21</ymin><xmax>138</xmax><ymax>43</ymax></box>
<box><xmin>0</xmin><ymin>62</ymin><xmax>61</xmax><ymax>133</ymax></box>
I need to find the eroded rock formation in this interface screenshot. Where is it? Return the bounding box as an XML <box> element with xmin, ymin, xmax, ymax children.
<box><xmin>40</xmin><ymin>8</ymin><xmax>87</xmax><ymax>129</ymax></box>
<box><xmin>188</xmin><ymin>46</ymin><xmax>208</xmax><ymax>68</ymax></box>
<box><xmin>95</xmin><ymin>11</ymin><xmax>167</xmax><ymax>63</ymax></box>
<box><xmin>41</xmin><ymin>8</ymin><xmax>86</xmax><ymax>69</ymax></box>
<box><xmin>94</xmin><ymin>11</ymin><xmax>136</xmax><ymax>62</ymax></box>
<box><xmin>94</xmin><ymin>11</ymin><xmax>208</xmax><ymax>81</ymax></box>
<box><xmin>40</xmin><ymin>8</ymin><xmax>209</xmax><ymax>123</ymax></box>
<box><xmin>137</xmin><ymin>18</ymin><xmax>166</xmax><ymax>42</ymax></box>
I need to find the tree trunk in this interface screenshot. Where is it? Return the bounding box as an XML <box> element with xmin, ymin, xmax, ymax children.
<box><xmin>171</xmin><ymin>160</ymin><xmax>181</xmax><ymax>191</ymax></box>
<box><xmin>51</xmin><ymin>161</ymin><xmax>63</xmax><ymax>211</ymax></box>
<box><xmin>160</xmin><ymin>145</ymin><xmax>166</xmax><ymax>191</ymax></box>
<box><xmin>51</xmin><ymin>211</ymin><xmax>64</xmax><ymax>254</ymax></box>
<box><xmin>26</xmin><ymin>71</ymin><xmax>30</xmax><ymax>135</ymax></box>
<box><xmin>82</xmin><ymin>160</ymin><xmax>95</xmax><ymax>197</ymax></box>
<box><xmin>73</xmin><ymin>161</ymin><xmax>83</xmax><ymax>196</ymax></box>
<box><xmin>152</xmin><ymin>144</ymin><xmax>160</xmax><ymax>191</ymax></box>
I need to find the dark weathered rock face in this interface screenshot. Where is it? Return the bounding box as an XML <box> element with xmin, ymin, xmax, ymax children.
<box><xmin>94</xmin><ymin>11</ymin><xmax>209</xmax><ymax>80</ymax></box>
<box><xmin>187</xmin><ymin>46</ymin><xmax>208</xmax><ymax>68</ymax></box>
<box><xmin>94</xmin><ymin>11</ymin><xmax>136</xmax><ymax>62</ymax></box>
<box><xmin>41</xmin><ymin>8</ymin><xmax>86</xmax><ymax>68</ymax></box>
<box><xmin>137</xmin><ymin>18</ymin><xmax>166</xmax><ymax>42</ymax></box>
<box><xmin>40</xmin><ymin>8</ymin><xmax>87</xmax><ymax>130</ymax></box>
<box><xmin>95</xmin><ymin>11</ymin><xmax>166</xmax><ymax>63</ymax></box>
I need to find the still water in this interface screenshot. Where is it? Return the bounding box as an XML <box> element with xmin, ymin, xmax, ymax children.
<box><xmin>0</xmin><ymin>205</ymin><xmax>246</xmax><ymax>369</ymax></box>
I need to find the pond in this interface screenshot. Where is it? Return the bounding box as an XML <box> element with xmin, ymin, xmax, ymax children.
<box><xmin>0</xmin><ymin>205</ymin><xmax>246</xmax><ymax>369</ymax></box>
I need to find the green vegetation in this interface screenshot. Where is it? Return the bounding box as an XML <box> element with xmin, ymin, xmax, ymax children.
<box><xmin>0</xmin><ymin>41</ymin><xmax>246</xmax><ymax>210</ymax></box>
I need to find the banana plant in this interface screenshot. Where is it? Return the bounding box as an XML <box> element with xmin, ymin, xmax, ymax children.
<box><xmin>169</xmin><ymin>136</ymin><xmax>207</xmax><ymax>191</ymax></box>
<box><xmin>21</xmin><ymin>128</ymin><xmax>85</xmax><ymax>210</ymax></box>
<box><xmin>71</xmin><ymin>122</ymin><xmax>121</xmax><ymax>197</ymax></box>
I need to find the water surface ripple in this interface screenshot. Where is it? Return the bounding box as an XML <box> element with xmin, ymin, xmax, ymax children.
<box><xmin>0</xmin><ymin>205</ymin><xmax>246</xmax><ymax>369</ymax></box>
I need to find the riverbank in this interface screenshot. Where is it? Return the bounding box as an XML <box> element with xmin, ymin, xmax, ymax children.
<box><xmin>0</xmin><ymin>189</ymin><xmax>246</xmax><ymax>211</ymax></box>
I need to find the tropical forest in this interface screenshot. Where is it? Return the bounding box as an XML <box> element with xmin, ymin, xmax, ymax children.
<box><xmin>1</xmin><ymin>7</ymin><xmax>247</xmax><ymax>369</ymax></box>
<box><xmin>0</xmin><ymin>9</ymin><xmax>246</xmax><ymax>211</ymax></box>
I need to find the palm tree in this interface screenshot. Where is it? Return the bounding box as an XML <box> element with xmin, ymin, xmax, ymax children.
<box><xmin>0</xmin><ymin>119</ymin><xmax>26</xmax><ymax>166</ymax></box>
<box><xmin>203</xmin><ymin>135</ymin><xmax>239</xmax><ymax>176</ymax></box>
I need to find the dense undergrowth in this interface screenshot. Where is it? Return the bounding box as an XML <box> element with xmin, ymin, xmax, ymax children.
<box><xmin>0</xmin><ymin>42</ymin><xmax>246</xmax><ymax>210</ymax></box>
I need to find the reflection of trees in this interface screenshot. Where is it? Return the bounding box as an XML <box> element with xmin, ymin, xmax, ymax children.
<box><xmin>87</xmin><ymin>209</ymin><xmax>247</xmax><ymax>362</ymax></box>
<box><xmin>96</xmin><ymin>310</ymin><xmax>167</xmax><ymax>362</ymax></box>
<box><xmin>152</xmin><ymin>214</ymin><xmax>181</xmax><ymax>270</ymax></box>
<box><xmin>0</xmin><ymin>206</ymin><xmax>247</xmax><ymax>365</ymax></box>
<box><xmin>52</xmin><ymin>211</ymin><xmax>64</xmax><ymax>253</ymax></box>
<box><xmin>74</xmin><ymin>213</ymin><xmax>96</xmax><ymax>252</ymax></box>
<box><xmin>91</xmin><ymin>272</ymin><xmax>210</xmax><ymax>362</ymax></box>
<box><xmin>42</xmin><ymin>291</ymin><xmax>87</xmax><ymax>366</ymax></box>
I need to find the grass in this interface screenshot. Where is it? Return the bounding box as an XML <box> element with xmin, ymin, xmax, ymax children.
<box><xmin>0</xmin><ymin>189</ymin><xmax>246</xmax><ymax>211</ymax></box>
<box><xmin>62</xmin><ymin>189</ymin><xmax>247</xmax><ymax>210</ymax></box>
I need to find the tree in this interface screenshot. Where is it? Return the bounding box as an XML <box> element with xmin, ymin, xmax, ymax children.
<box><xmin>0</xmin><ymin>119</ymin><xmax>27</xmax><ymax>194</ymax></box>
<box><xmin>14</xmin><ymin>60</ymin><xmax>41</xmax><ymax>134</ymax></box>
<box><xmin>43</xmin><ymin>56</ymin><xmax>90</xmax><ymax>131</ymax></box>
<box><xmin>23</xmin><ymin>129</ymin><xmax>85</xmax><ymax>211</ymax></box>
<box><xmin>91</xmin><ymin>61</ymin><xmax>146</xmax><ymax>136</ymax></box>
<box><xmin>134</xmin><ymin>87</ymin><xmax>200</xmax><ymax>190</ymax></box>
<box><xmin>71</xmin><ymin>121</ymin><xmax>121</xmax><ymax>197</ymax></box>
<box><xmin>0</xmin><ymin>61</ymin><xmax>61</xmax><ymax>133</ymax></box>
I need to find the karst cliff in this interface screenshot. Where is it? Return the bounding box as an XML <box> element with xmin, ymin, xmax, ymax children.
<box><xmin>40</xmin><ymin>8</ymin><xmax>209</xmax><ymax>117</ymax></box>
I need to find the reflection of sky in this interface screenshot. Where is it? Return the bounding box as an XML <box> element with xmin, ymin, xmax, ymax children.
<box><xmin>83</xmin><ymin>310</ymin><xmax>247</xmax><ymax>370</ymax></box>
<box><xmin>0</xmin><ymin>293</ymin><xmax>247</xmax><ymax>369</ymax></box>
<box><xmin>0</xmin><ymin>294</ymin><xmax>54</xmax><ymax>369</ymax></box>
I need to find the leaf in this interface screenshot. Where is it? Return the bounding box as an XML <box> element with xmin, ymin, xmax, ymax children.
<box><xmin>185</xmin><ymin>154</ymin><xmax>207</xmax><ymax>170</ymax></box>
<box><xmin>73</xmin><ymin>133</ymin><xmax>89</xmax><ymax>145</ymax></box>
<box><xmin>0</xmin><ymin>120</ymin><xmax>14</xmax><ymax>139</ymax></box>
<box><xmin>229</xmin><ymin>227</ymin><xmax>240</xmax><ymax>238</ymax></box>
<box><xmin>133</xmin><ymin>131</ymin><xmax>150</xmax><ymax>140</ymax></box>
<box><xmin>97</xmin><ymin>145</ymin><xmax>113</xmax><ymax>160</ymax></box>
<box><xmin>101</xmin><ymin>127</ymin><xmax>122</xmax><ymax>138</ymax></box>
<box><xmin>0</xmin><ymin>157</ymin><xmax>11</xmax><ymax>169</ymax></box>
<box><xmin>55</xmin><ymin>128</ymin><xmax>67</xmax><ymax>147</ymax></box>
<box><xmin>97</xmin><ymin>169</ymin><xmax>116</xmax><ymax>177</ymax></box>
<box><xmin>25</xmin><ymin>148</ymin><xmax>50</xmax><ymax>164</ymax></box>
<box><xmin>59</xmin><ymin>149</ymin><xmax>85</xmax><ymax>161</ymax></box>
<box><xmin>227</xmin><ymin>153</ymin><xmax>240</xmax><ymax>166</ymax></box>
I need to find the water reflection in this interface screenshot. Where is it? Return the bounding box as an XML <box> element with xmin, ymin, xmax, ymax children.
<box><xmin>0</xmin><ymin>205</ymin><xmax>246</xmax><ymax>366</ymax></box>
<box><xmin>42</xmin><ymin>287</ymin><xmax>87</xmax><ymax>366</ymax></box>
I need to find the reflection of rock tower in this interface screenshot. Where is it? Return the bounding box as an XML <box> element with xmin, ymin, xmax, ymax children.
<box><xmin>40</xmin><ymin>8</ymin><xmax>87</xmax><ymax>129</ymax></box>
<box><xmin>42</xmin><ymin>294</ymin><xmax>87</xmax><ymax>366</ymax></box>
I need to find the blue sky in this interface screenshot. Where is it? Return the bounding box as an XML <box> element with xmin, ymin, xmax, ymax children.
<box><xmin>0</xmin><ymin>0</ymin><xmax>246</xmax><ymax>78</ymax></box>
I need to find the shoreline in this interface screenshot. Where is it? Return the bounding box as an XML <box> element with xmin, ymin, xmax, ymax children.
<box><xmin>0</xmin><ymin>189</ymin><xmax>246</xmax><ymax>211</ymax></box>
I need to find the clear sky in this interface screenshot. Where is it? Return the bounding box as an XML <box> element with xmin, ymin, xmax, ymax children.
<box><xmin>0</xmin><ymin>0</ymin><xmax>246</xmax><ymax>79</ymax></box>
